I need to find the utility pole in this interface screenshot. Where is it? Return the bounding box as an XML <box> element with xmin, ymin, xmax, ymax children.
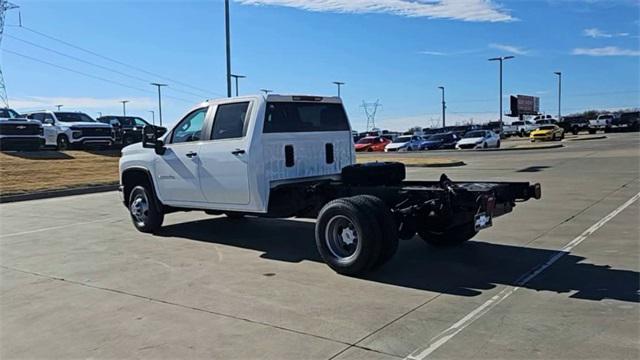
<box><xmin>260</xmin><ymin>89</ymin><xmax>272</xmax><ymax>95</ymax></box>
<box><xmin>230</xmin><ymin>74</ymin><xmax>245</xmax><ymax>97</ymax></box>
<box><xmin>488</xmin><ymin>56</ymin><xmax>514</xmax><ymax>135</ymax></box>
<box><xmin>120</xmin><ymin>100</ymin><xmax>129</xmax><ymax>117</ymax></box>
<box><xmin>55</xmin><ymin>104</ymin><xmax>63</xmax><ymax>111</ymax></box>
<box><xmin>149</xmin><ymin>110</ymin><xmax>155</xmax><ymax>125</ymax></box>
<box><xmin>151</xmin><ymin>83</ymin><xmax>167</xmax><ymax>126</ymax></box>
<box><xmin>438</xmin><ymin>86</ymin><xmax>446</xmax><ymax>128</ymax></box>
<box><xmin>97</xmin><ymin>112</ymin><xmax>102</xmax><ymax>118</ymax></box>
<box><xmin>361</xmin><ymin>100</ymin><xmax>382</xmax><ymax>131</ymax></box>
<box><xmin>554</xmin><ymin>71</ymin><xmax>562</xmax><ymax>121</ymax></box>
<box><xmin>332</xmin><ymin>81</ymin><xmax>344</xmax><ymax>97</ymax></box>
<box><xmin>224</xmin><ymin>0</ymin><xmax>232</xmax><ymax>97</ymax></box>
<box><xmin>0</xmin><ymin>1</ymin><xmax>19</xmax><ymax>108</ymax></box>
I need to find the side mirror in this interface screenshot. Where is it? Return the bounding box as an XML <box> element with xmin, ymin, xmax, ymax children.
<box><xmin>142</xmin><ymin>125</ymin><xmax>166</xmax><ymax>155</ymax></box>
<box><xmin>156</xmin><ymin>127</ymin><xmax>167</xmax><ymax>137</ymax></box>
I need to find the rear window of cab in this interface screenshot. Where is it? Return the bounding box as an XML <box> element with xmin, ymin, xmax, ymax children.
<box><xmin>263</xmin><ymin>102</ymin><xmax>350</xmax><ymax>133</ymax></box>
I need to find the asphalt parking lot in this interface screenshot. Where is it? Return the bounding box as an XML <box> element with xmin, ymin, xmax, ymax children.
<box><xmin>1</xmin><ymin>133</ymin><xmax>638</xmax><ymax>359</ymax></box>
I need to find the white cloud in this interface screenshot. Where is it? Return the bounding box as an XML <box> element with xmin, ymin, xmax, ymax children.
<box><xmin>419</xmin><ymin>50</ymin><xmax>448</xmax><ymax>56</ymax></box>
<box><xmin>583</xmin><ymin>27</ymin><xmax>629</xmax><ymax>38</ymax></box>
<box><xmin>10</xmin><ymin>96</ymin><xmax>156</xmax><ymax>112</ymax></box>
<box><xmin>489</xmin><ymin>43</ymin><xmax>529</xmax><ymax>55</ymax></box>
<box><xmin>572</xmin><ymin>46</ymin><xmax>640</xmax><ymax>56</ymax></box>
<box><xmin>236</xmin><ymin>0</ymin><xmax>515</xmax><ymax>22</ymax></box>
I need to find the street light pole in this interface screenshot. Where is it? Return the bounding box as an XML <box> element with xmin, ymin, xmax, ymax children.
<box><xmin>230</xmin><ymin>74</ymin><xmax>246</xmax><ymax>97</ymax></box>
<box><xmin>438</xmin><ymin>86</ymin><xmax>446</xmax><ymax>128</ymax></box>
<box><xmin>260</xmin><ymin>89</ymin><xmax>272</xmax><ymax>95</ymax></box>
<box><xmin>332</xmin><ymin>81</ymin><xmax>345</xmax><ymax>97</ymax></box>
<box><xmin>55</xmin><ymin>104</ymin><xmax>63</xmax><ymax>111</ymax></box>
<box><xmin>225</xmin><ymin>0</ymin><xmax>232</xmax><ymax>98</ymax></box>
<box><xmin>554</xmin><ymin>72</ymin><xmax>562</xmax><ymax>121</ymax></box>
<box><xmin>149</xmin><ymin>110</ymin><xmax>155</xmax><ymax>125</ymax></box>
<box><xmin>151</xmin><ymin>83</ymin><xmax>167</xmax><ymax>126</ymax></box>
<box><xmin>488</xmin><ymin>56</ymin><xmax>514</xmax><ymax>135</ymax></box>
<box><xmin>120</xmin><ymin>100</ymin><xmax>129</xmax><ymax>117</ymax></box>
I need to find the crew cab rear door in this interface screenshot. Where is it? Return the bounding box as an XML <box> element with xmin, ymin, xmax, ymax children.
<box><xmin>197</xmin><ymin>101</ymin><xmax>251</xmax><ymax>205</ymax></box>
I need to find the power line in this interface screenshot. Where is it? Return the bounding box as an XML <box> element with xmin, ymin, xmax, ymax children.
<box><xmin>14</xmin><ymin>25</ymin><xmax>224</xmax><ymax>97</ymax></box>
<box><xmin>3</xmin><ymin>49</ymin><xmax>193</xmax><ymax>104</ymax></box>
<box><xmin>5</xmin><ymin>34</ymin><xmax>208</xmax><ymax>100</ymax></box>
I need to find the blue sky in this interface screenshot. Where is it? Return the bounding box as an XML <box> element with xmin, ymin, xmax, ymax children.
<box><xmin>4</xmin><ymin>0</ymin><xmax>639</xmax><ymax>131</ymax></box>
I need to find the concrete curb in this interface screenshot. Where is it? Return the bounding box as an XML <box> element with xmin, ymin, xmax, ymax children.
<box><xmin>0</xmin><ymin>183</ymin><xmax>119</xmax><ymax>204</ymax></box>
<box><xmin>479</xmin><ymin>143</ymin><xmax>564</xmax><ymax>152</ymax></box>
<box><xmin>567</xmin><ymin>136</ymin><xmax>607</xmax><ymax>141</ymax></box>
<box><xmin>405</xmin><ymin>161</ymin><xmax>466</xmax><ymax>168</ymax></box>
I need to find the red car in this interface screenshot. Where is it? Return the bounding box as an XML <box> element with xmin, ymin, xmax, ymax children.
<box><xmin>355</xmin><ymin>136</ymin><xmax>391</xmax><ymax>152</ymax></box>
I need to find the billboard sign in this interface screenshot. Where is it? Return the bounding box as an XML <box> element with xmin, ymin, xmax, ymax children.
<box><xmin>510</xmin><ymin>95</ymin><xmax>540</xmax><ymax>116</ymax></box>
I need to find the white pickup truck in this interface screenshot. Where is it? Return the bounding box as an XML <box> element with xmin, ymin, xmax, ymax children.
<box><xmin>24</xmin><ymin>111</ymin><xmax>114</xmax><ymax>150</ymax></box>
<box><xmin>119</xmin><ymin>94</ymin><xmax>541</xmax><ymax>275</ymax></box>
<box><xmin>503</xmin><ymin>120</ymin><xmax>538</xmax><ymax>137</ymax></box>
<box><xmin>588</xmin><ymin>114</ymin><xmax>613</xmax><ymax>134</ymax></box>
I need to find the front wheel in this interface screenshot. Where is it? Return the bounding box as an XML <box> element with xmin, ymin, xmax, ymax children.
<box><xmin>483</xmin><ymin>142</ymin><xmax>488</xmax><ymax>149</ymax></box>
<box><xmin>129</xmin><ymin>185</ymin><xmax>164</xmax><ymax>233</ymax></box>
<box><xmin>496</xmin><ymin>140</ymin><xmax>501</xmax><ymax>148</ymax></box>
<box><xmin>56</xmin><ymin>135</ymin><xmax>69</xmax><ymax>151</ymax></box>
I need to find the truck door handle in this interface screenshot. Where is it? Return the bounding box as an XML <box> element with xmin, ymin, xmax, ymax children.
<box><xmin>186</xmin><ymin>151</ymin><xmax>198</xmax><ymax>158</ymax></box>
<box><xmin>231</xmin><ymin>149</ymin><xmax>245</xmax><ymax>155</ymax></box>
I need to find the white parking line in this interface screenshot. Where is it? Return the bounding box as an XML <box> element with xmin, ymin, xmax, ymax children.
<box><xmin>0</xmin><ymin>218</ymin><xmax>117</xmax><ymax>238</ymax></box>
<box><xmin>405</xmin><ymin>191</ymin><xmax>640</xmax><ymax>360</ymax></box>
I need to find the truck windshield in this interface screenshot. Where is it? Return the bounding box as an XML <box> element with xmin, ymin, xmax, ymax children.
<box><xmin>55</xmin><ymin>112</ymin><xmax>96</xmax><ymax>123</ymax></box>
<box><xmin>512</xmin><ymin>121</ymin><xmax>524</xmax><ymax>126</ymax></box>
<box><xmin>263</xmin><ymin>102</ymin><xmax>350</xmax><ymax>133</ymax></box>
<box><xmin>464</xmin><ymin>131</ymin><xmax>486</xmax><ymax>138</ymax></box>
<box><xmin>0</xmin><ymin>109</ymin><xmax>19</xmax><ymax>118</ymax></box>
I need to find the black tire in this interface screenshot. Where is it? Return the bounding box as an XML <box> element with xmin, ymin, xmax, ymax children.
<box><xmin>588</xmin><ymin>129</ymin><xmax>596</xmax><ymax>134</ymax></box>
<box><xmin>56</xmin><ymin>135</ymin><xmax>69</xmax><ymax>151</ymax></box>
<box><xmin>128</xmin><ymin>185</ymin><xmax>164</xmax><ymax>233</ymax></box>
<box><xmin>572</xmin><ymin>127</ymin><xmax>579</xmax><ymax>135</ymax></box>
<box><xmin>349</xmin><ymin>195</ymin><xmax>398</xmax><ymax>269</ymax></box>
<box><xmin>496</xmin><ymin>140</ymin><xmax>501</xmax><ymax>148</ymax></box>
<box><xmin>483</xmin><ymin>142</ymin><xmax>488</xmax><ymax>149</ymax></box>
<box><xmin>341</xmin><ymin>162</ymin><xmax>405</xmax><ymax>186</ymax></box>
<box><xmin>315</xmin><ymin>198</ymin><xmax>382</xmax><ymax>275</ymax></box>
<box><xmin>417</xmin><ymin>221</ymin><xmax>477</xmax><ymax>247</ymax></box>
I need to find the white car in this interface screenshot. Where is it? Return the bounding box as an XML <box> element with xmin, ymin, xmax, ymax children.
<box><xmin>24</xmin><ymin>111</ymin><xmax>114</xmax><ymax>150</ymax></box>
<box><xmin>456</xmin><ymin>130</ymin><xmax>501</xmax><ymax>150</ymax></box>
<box><xmin>384</xmin><ymin>135</ymin><xmax>423</xmax><ymax>152</ymax></box>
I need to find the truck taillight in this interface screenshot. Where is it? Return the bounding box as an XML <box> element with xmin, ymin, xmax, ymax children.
<box><xmin>485</xmin><ymin>195</ymin><xmax>496</xmax><ymax>213</ymax></box>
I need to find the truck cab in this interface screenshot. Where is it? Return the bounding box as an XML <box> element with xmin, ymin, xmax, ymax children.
<box><xmin>24</xmin><ymin>111</ymin><xmax>114</xmax><ymax>150</ymax></box>
<box><xmin>120</xmin><ymin>95</ymin><xmax>353</xmax><ymax>213</ymax></box>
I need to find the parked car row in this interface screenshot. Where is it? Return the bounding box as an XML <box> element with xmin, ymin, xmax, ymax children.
<box><xmin>0</xmin><ymin>108</ymin><xmax>166</xmax><ymax>151</ymax></box>
<box><xmin>354</xmin><ymin>130</ymin><xmax>503</xmax><ymax>152</ymax></box>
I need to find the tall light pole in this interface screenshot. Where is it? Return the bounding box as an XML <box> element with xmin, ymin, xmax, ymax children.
<box><xmin>55</xmin><ymin>104</ymin><xmax>63</xmax><ymax>111</ymax></box>
<box><xmin>230</xmin><ymin>74</ymin><xmax>245</xmax><ymax>97</ymax></box>
<box><xmin>332</xmin><ymin>81</ymin><xmax>344</xmax><ymax>97</ymax></box>
<box><xmin>260</xmin><ymin>89</ymin><xmax>272</xmax><ymax>95</ymax></box>
<box><xmin>120</xmin><ymin>100</ymin><xmax>129</xmax><ymax>117</ymax></box>
<box><xmin>554</xmin><ymin>71</ymin><xmax>562</xmax><ymax>121</ymax></box>
<box><xmin>148</xmin><ymin>110</ymin><xmax>155</xmax><ymax>125</ymax></box>
<box><xmin>151</xmin><ymin>83</ymin><xmax>167</xmax><ymax>126</ymax></box>
<box><xmin>225</xmin><ymin>0</ymin><xmax>232</xmax><ymax>98</ymax></box>
<box><xmin>488</xmin><ymin>56</ymin><xmax>514</xmax><ymax>134</ymax></box>
<box><xmin>97</xmin><ymin>111</ymin><xmax>102</xmax><ymax>118</ymax></box>
<box><xmin>438</xmin><ymin>86</ymin><xmax>446</xmax><ymax>128</ymax></box>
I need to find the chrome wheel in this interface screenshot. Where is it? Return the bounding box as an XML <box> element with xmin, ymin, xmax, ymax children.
<box><xmin>130</xmin><ymin>191</ymin><xmax>150</xmax><ymax>226</ymax></box>
<box><xmin>325</xmin><ymin>215</ymin><xmax>359</xmax><ymax>261</ymax></box>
